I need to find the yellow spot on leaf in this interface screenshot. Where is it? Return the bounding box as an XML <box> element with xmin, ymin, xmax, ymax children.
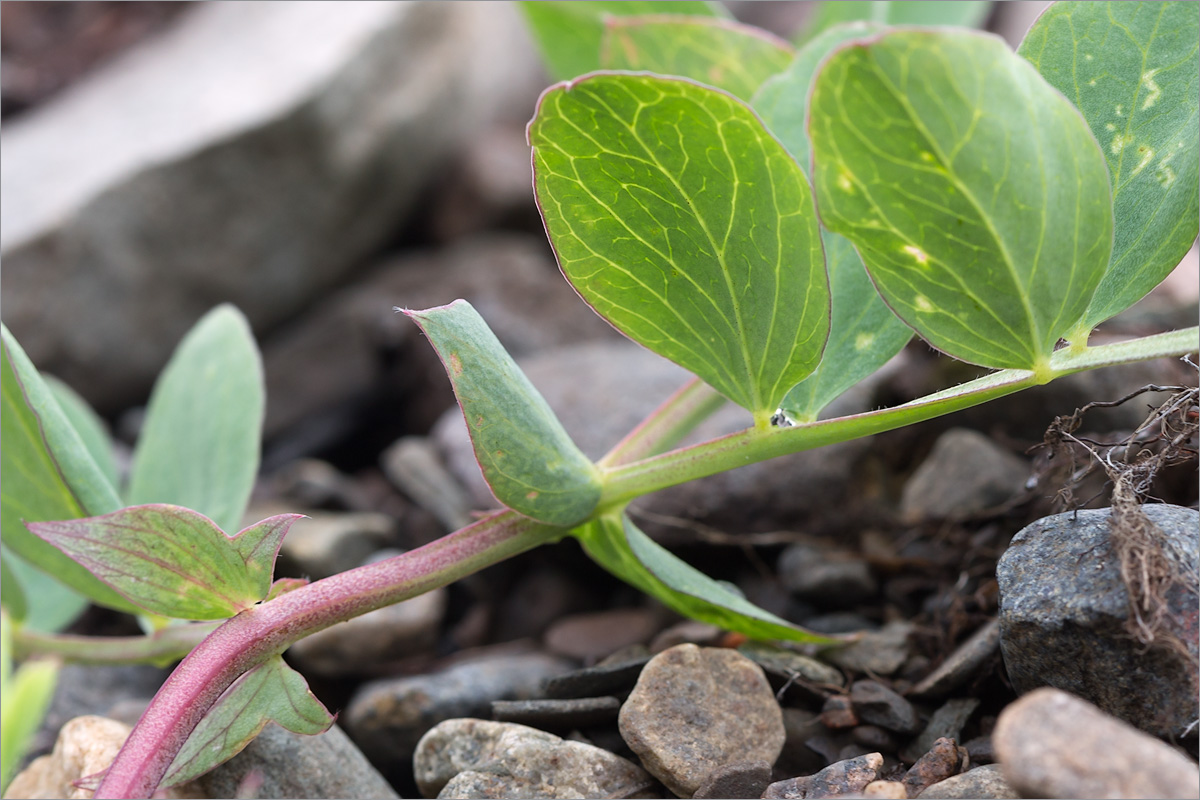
<box><xmin>1132</xmin><ymin>146</ymin><xmax>1155</xmax><ymax>176</ymax></box>
<box><xmin>903</xmin><ymin>245</ymin><xmax>929</xmax><ymax>264</ymax></box>
<box><xmin>837</xmin><ymin>170</ymin><xmax>854</xmax><ymax>192</ymax></box>
<box><xmin>920</xmin><ymin>151</ymin><xmax>935</xmax><ymax>163</ymax></box>
<box><xmin>855</xmin><ymin>332</ymin><xmax>875</xmax><ymax>351</ymax></box>
<box><xmin>1115</xmin><ymin>104</ymin><xmax>1124</xmax><ymax>116</ymax></box>
<box><xmin>448</xmin><ymin>353</ymin><xmax>463</xmax><ymax>376</ymax></box>
<box><xmin>1088</xmin><ymin>79</ymin><xmax>1097</xmax><ymax>87</ymax></box>
<box><xmin>1084</xmin><ymin>53</ymin><xmax>1094</xmax><ymax>61</ymax></box>
<box><xmin>1105</xmin><ymin>123</ymin><xmax>1116</xmax><ymax>132</ymax></box>
<box><xmin>915</xmin><ymin>296</ymin><xmax>934</xmax><ymax>312</ymax></box>
<box><xmin>525</xmin><ymin>491</ymin><xmax>539</xmax><ymax>501</ymax></box>
<box><xmin>1110</xmin><ymin>133</ymin><xmax>1133</xmax><ymax>155</ymax></box>
<box><xmin>1157</xmin><ymin>164</ymin><xmax>1177</xmax><ymax>188</ymax></box>
<box><xmin>1140</xmin><ymin>69</ymin><xmax>1161</xmax><ymax>109</ymax></box>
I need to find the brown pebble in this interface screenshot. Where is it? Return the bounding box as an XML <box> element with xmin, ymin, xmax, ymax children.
<box><xmin>763</xmin><ymin>752</ymin><xmax>882</xmax><ymax>799</ymax></box>
<box><xmin>903</xmin><ymin>737</ymin><xmax>963</xmax><ymax>797</ymax></box>
<box><xmin>863</xmin><ymin>779</ymin><xmax>909</xmax><ymax>798</ymax></box>
<box><xmin>821</xmin><ymin>695</ymin><xmax>859</xmax><ymax>729</ymax></box>
<box><xmin>692</xmin><ymin>759</ymin><xmax>772</xmax><ymax>799</ymax></box>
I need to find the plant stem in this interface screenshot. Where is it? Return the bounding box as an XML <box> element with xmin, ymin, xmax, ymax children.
<box><xmin>598</xmin><ymin>328</ymin><xmax>1199</xmax><ymax>507</ymax></box>
<box><xmin>598</xmin><ymin>377</ymin><xmax>728</xmax><ymax>467</ymax></box>
<box><xmin>12</xmin><ymin>622</ymin><xmax>218</xmax><ymax>666</ymax></box>
<box><xmin>95</xmin><ymin>510</ymin><xmax>561</xmax><ymax>799</ymax></box>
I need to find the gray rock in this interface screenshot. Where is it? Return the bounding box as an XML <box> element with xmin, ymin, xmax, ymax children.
<box><xmin>618</xmin><ymin>644</ymin><xmax>785</xmax><ymax>797</ymax></box>
<box><xmin>997</xmin><ymin>504</ymin><xmax>1199</xmax><ymax>738</ymax></box>
<box><xmin>993</xmin><ymin>687</ymin><xmax>1200</xmax><ymax>800</ymax></box>
<box><xmin>273</xmin><ymin>510</ymin><xmax>397</xmax><ymax>580</ymax></box>
<box><xmin>763</xmin><ymin>752</ymin><xmax>883</xmax><ymax>799</ymax></box>
<box><xmin>901</xmin><ymin>737</ymin><xmax>965</xmax><ymax>798</ymax></box>
<box><xmin>737</xmin><ymin>641</ymin><xmax>845</xmax><ymax>692</ymax></box>
<box><xmin>2</xmin><ymin>2</ymin><xmax>544</xmax><ymax>415</ymax></box>
<box><xmin>200</xmin><ymin>723</ymin><xmax>397</xmax><ymax>799</ymax></box>
<box><xmin>916</xmin><ymin>765</ymin><xmax>1018</xmax><ymax>799</ymax></box>
<box><xmin>413</xmin><ymin>718</ymin><xmax>653</xmax><ymax>800</ymax></box>
<box><xmin>777</xmin><ymin>708</ymin><xmax>828</xmax><ymax>777</ymax></box>
<box><xmin>901</xmin><ymin>698</ymin><xmax>980</xmax><ymax>763</ymax></box>
<box><xmin>491</xmin><ymin>697</ymin><xmax>621</xmax><ymax>730</ymax></box>
<box><xmin>541</xmin><ymin>653</ymin><xmax>651</xmax><ymax>700</ymax></box>
<box><xmin>849</xmin><ymin>680</ymin><xmax>920</xmax><ymax>735</ymax></box>
<box><xmin>824</xmin><ymin>621</ymin><xmax>915</xmax><ymax>676</ymax></box>
<box><xmin>380</xmin><ymin>436</ymin><xmax>475</xmax><ymax>533</ymax></box>
<box><xmin>344</xmin><ymin>650</ymin><xmax>572</xmax><ymax>769</ymax></box>
<box><xmin>692</xmin><ymin>760</ymin><xmax>773</xmax><ymax>800</ymax></box>
<box><xmin>909</xmin><ymin>619</ymin><xmax>1001</xmax><ymax>700</ymax></box>
<box><xmin>778</xmin><ymin>545</ymin><xmax>878</xmax><ymax>606</ymax></box>
<box><xmin>901</xmin><ymin>429</ymin><xmax>1028</xmax><ymax>520</ymax></box>
<box><xmin>542</xmin><ymin>607</ymin><xmax>664</xmax><ymax>662</ymax></box>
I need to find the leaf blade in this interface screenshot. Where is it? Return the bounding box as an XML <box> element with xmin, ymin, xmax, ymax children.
<box><xmin>43</xmin><ymin>376</ymin><xmax>120</xmax><ymax>494</ymax></box>
<box><xmin>797</xmin><ymin>1</ymin><xmax>992</xmax><ymax>45</ymax></box>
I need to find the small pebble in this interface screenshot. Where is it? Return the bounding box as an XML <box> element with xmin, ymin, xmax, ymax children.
<box><xmin>900</xmin><ymin>698</ymin><xmax>979</xmax><ymax>763</ymax></box>
<box><xmin>963</xmin><ymin>735</ymin><xmax>995</xmax><ymax>764</ymax></box>
<box><xmin>762</xmin><ymin>752</ymin><xmax>883</xmax><ymax>799</ymax></box>
<box><xmin>850</xmin><ymin>680</ymin><xmax>921</xmax><ymax>734</ymax></box>
<box><xmin>649</xmin><ymin>620</ymin><xmax>723</xmax><ymax>652</ymax></box>
<box><xmin>824</xmin><ymin>621</ymin><xmax>914</xmax><ymax>676</ymax></box>
<box><xmin>778</xmin><ymin>544</ymin><xmax>878</xmax><ymax>605</ymax></box>
<box><xmin>909</xmin><ymin>620</ymin><xmax>1000</xmax><ymax>700</ymax></box>
<box><xmin>541</xmin><ymin>653</ymin><xmax>650</xmax><ymax>699</ymax></box>
<box><xmin>618</xmin><ymin>644</ymin><xmax>785</xmax><ymax>797</ymax></box>
<box><xmin>902</xmin><ymin>737</ymin><xmax>964</xmax><ymax>798</ymax></box>
<box><xmin>852</xmin><ymin>725</ymin><xmax>898</xmax><ymax>752</ymax></box>
<box><xmin>692</xmin><ymin>760</ymin><xmax>773</xmax><ymax>799</ymax></box>
<box><xmin>993</xmin><ymin>687</ymin><xmax>1200</xmax><ymax>799</ymax></box>
<box><xmin>863</xmin><ymin>779</ymin><xmax>909</xmax><ymax>798</ymax></box>
<box><xmin>739</xmin><ymin>641</ymin><xmax>845</xmax><ymax>690</ymax></box>
<box><xmin>916</xmin><ymin>764</ymin><xmax>1018</xmax><ymax>799</ymax></box>
<box><xmin>491</xmin><ymin>697</ymin><xmax>620</xmax><ymax>730</ymax></box>
<box><xmin>900</xmin><ymin>428</ymin><xmax>1028</xmax><ymax>520</ymax></box>
<box><xmin>543</xmin><ymin>608</ymin><xmax>663</xmax><ymax>662</ymax></box>
<box><xmin>820</xmin><ymin>695</ymin><xmax>859</xmax><ymax>729</ymax></box>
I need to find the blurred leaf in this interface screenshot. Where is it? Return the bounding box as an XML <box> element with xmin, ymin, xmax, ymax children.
<box><xmin>160</xmin><ymin>655</ymin><xmax>333</xmax><ymax>790</ymax></box>
<box><xmin>128</xmin><ymin>305</ymin><xmax>264</xmax><ymax>536</ymax></box>
<box><xmin>403</xmin><ymin>301</ymin><xmax>601</xmax><ymax>526</ymax></box>
<box><xmin>43</xmin><ymin>376</ymin><xmax>119</xmax><ymax>494</ymax></box>
<box><xmin>530</xmin><ymin>73</ymin><xmax>828</xmax><ymax>419</ymax></box>
<box><xmin>601</xmin><ymin>15</ymin><xmax>793</xmax><ymax>100</ymax></box>
<box><xmin>0</xmin><ymin>545</ymin><xmax>89</xmax><ymax>633</ymax></box>
<box><xmin>30</xmin><ymin>506</ymin><xmax>300</xmax><ymax>621</ymax></box>
<box><xmin>1020</xmin><ymin>1</ymin><xmax>1199</xmax><ymax>333</ymax></box>
<box><xmin>798</xmin><ymin>1</ymin><xmax>991</xmax><ymax>44</ymax></box>
<box><xmin>810</xmin><ymin>30</ymin><xmax>1112</xmax><ymax>370</ymax></box>
<box><xmin>575</xmin><ymin>513</ymin><xmax>833</xmax><ymax>644</ymax></box>
<box><xmin>1</xmin><ymin>614</ymin><xmax>60</xmax><ymax>795</ymax></box>
<box><xmin>519</xmin><ymin>1</ymin><xmax>725</xmax><ymax>80</ymax></box>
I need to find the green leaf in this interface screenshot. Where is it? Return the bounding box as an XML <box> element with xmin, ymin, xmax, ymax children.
<box><xmin>160</xmin><ymin>655</ymin><xmax>333</xmax><ymax>790</ymax></box>
<box><xmin>600</xmin><ymin>16</ymin><xmax>794</xmax><ymax>101</ymax></box>
<box><xmin>0</xmin><ymin>546</ymin><xmax>89</xmax><ymax>633</ymax></box>
<box><xmin>0</xmin><ymin>556</ymin><xmax>26</xmax><ymax>622</ymax></box>
<box><xmin>519</xmin><ymin>1</ymin><xmax>725</xmax><ymax>81</ymax></box>
<box><xmin>809</xmin><ymin>30</ymin><xmax>1113</xmax><ymax>371</ymax></box>
<box><xmin>1019</xmin><ymin>1</ymin><xmax>1199</xmax><ymax>334</ymax></box>
<box><xmin>798</xmin><ymin>1</ymin><xmax>992</xmax><ymax>44</ymax></box>
<box><xmin>29</xmin><ymin>506</ymin><xmax>300</xmax><ymax>621</ymax></box>
<box><xmin>575</xmin><ymin>512</ymin><xmax>833</xmax><ymax>644</ymax></box>
<box><xmin>1</xmin><ymin>327</ymin><xmax>139</xmax><ymax>615</ymax></box>
<box><xmin>43</xmin><ymin>376</ymin><xmax>120</xmax><ymax>493</ymax></box>
<box><xmin>1</xmin><ymin>614</ymin><xmax>60</xmax><ymax>795</ymax></box>
<box><xmin>128</xmin><ymin>305</ymin><xmax>264</xmax><ymax>536</ymax></box>
<box><xmin>530</xmin><ymin>73</ymin><xmax>829</xmax><ymax>419</ymax></box>
<box><xmin>403</xmin><ymin>301</ymin><xmax>601</xmax><ymax>526</ymax></box>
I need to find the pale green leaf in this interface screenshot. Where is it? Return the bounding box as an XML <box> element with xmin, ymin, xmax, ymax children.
<box><xmin>160</xmin><ymin>655</ymin><xmax>333</xmax><ymax>789</ymax></box>
<box><xmin>576</xmin><ymin>513</ymin><xmax>832</xmax><ymax>643</ymax></box>
<box><xmin>0</xmin><ymin>546</ymin><xmax>88</xmax><ymax>633</ymax></box>
<box><xmin>403</xmin><ymin>301</ymin><xmax>600</xmax><ymax>526</ymax></box>
<box><xmin>530</xmin><ymin>73</ymin><xmax>829</xmax><ymax>418</ymax></box>
<box><xmin>128</xmin><ymin>305</ymin><xmax>264</xmax><ymax>535</ymax></box>
<box><xmin>1019</xmin><ymin>1</ymin><xmax>1199</xmax><ymax>333</ymax></box>
<box><xmin>810</xmin><ymin>30</ymin><xmax>1113</xmax><ymax>370</ymax></box>
<box><xmin>43</xmin><ymin>376</ymin><xmax>120</xmax><ymax>493</ymax></box>
<box><xmin>601</xmin><ymin>15</ymin><xmax>794</xmax><ymax>101</ymax></box>
<box><xmin>797</xmin><ymin>1</ymin><xmax>991</xmax><ymax>44</ymax></box>
<box><xmin>1</xmin><ymin>615</ymin><xmax>59</xmax><ymax>795</ymax></box>
<box><xmin>519</xmin><ymin>1</ymin><xmax>725</xmax><ymax>81</ymax></box>
<box><xmin>29</xmin><ymin>506</ymin><xmax>300</xmax><ymax>620</ymax></box>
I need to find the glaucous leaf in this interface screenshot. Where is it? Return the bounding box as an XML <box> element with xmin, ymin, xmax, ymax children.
<box><xmin>810</xmin><ymin>30</ymin><xmax>1113</xmax><ymax>370</ymax></box>
<box><xmin>403</xmin><ymin>301</ymin><xmax>601</xmax><ymax>526</ymax></box>
<box><xmin>520</xmin><ymin>1</ymin><xmax>725</xmax><ymax>81</ymax></box>
<box><xmin>128</xmin><ymin>305</ymin><xmax>264</xmax><ymax>536</ymax></box>
<box><xmin>43</xmin><ymin>376</ymin><xmax>120</xmax><ymax>494</ymax></box>
<box><xmin>0</xmin><ymin>546</ymin><xmax>89</xmax><ymax>632</ymax></box>
<box><xmin>575</xmin><ymin>513</ymin><xmax>832</xmax><ymax>644</ymax></box>
<box><xmin>1020</xmin><ymin>1</ymin><xmax>1199</xmax><ymax>334</ymax></box>
<box><xmin>601</xmin><ymin>15</ymin><xmax>794</xmax><ymax>101</ymax></box>
<box><xmin>530</xmin><ymin>73</ymin><xmax>829</xmax><ymax>419</ymax></box>
<box><xmin>29</xmin><ymin>506</ymin><xmax>300</xmax><ymax>620</ymax></box>
<box><xmin>1</xmin><ymin>327</ymin><xmax>138</xmax><ymax>615</ymax></box>
<box><xmin>1</xmin><ymin>615</ymin><xmax>60</xmax><ymax>795</ymax></box>
<box><xmin>797</xmin><ymin>1</ymin><xmax>991</xmax><ymax>44</ymax></box>
<box><xmin>160</xmin><ymin>655</ymin><xmax>333</xmax><ymax>789</ymax></box>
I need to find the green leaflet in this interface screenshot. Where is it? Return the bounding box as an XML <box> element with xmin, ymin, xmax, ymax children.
<box><xmin>519</xmin><ymin>1</ymin><xmax>725</xmax><ymax>81</ymax></box>
<box><xmin>797</xmin><ymin>1</ymin><xmax>992</xmax><ymax>44</ymax></box>
<box><xmin>128</xmin><ymin>305</ymin><xmax>264</xmax><ymax>536</ymax></box>
<box><xmin>43</xmin><ymin>377</ymin><xmax>120</xmax><ymax>493</ymax></box>
<box><xmin>0</xmin><ymin>546</ymin><xmax>89</xmax><ymax>633</ymax></box>
<box><xmin>1020</xmin><ymin>1</ymin><xmax>1199</xmax><ymax>334</ymax></box>
<box><xmin>160</xmin><ymin>655</ymin><xmax>333</xmax><ymax>789</ymax></box>
<box><xmin>575</xmin><ymin>513</ymin><xmax>832</xmax><ymax>644</ymax></box>
<box><xmin>1</xmin><ymin>615</ymin><xmax>59</xmax><ymax>795</ymax></box>
<box><xmin>810</xmin><ymin>30</ymin><xmax>1113</xmax><ymax>371</ymax></box>
<box><xmin>404</xmin><ymin>301</ymin><xmax>601</xmax><ymax>526</ymax></box>
<box><xmin>530</xmin><ymin>73</ymin><xmax>829</xmax><ymax>419</ymax></box>
<box><xmin>29</xmin><ymin>506</ymin><xmax>300</xmax><ymax>621</ymax></box>
<box><xmin>601</xmin><ymin>16</ymin><xmax>794</xmax><ymax>101</ymax></box>
<box><xmin>1</xmin><ymin>327</ymin><xmax>138</xmax><ymax>615</ymax></box>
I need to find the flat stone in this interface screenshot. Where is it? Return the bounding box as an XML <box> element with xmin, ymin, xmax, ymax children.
<box><xmin>916</xmin><ymin>765</ymin><xmax>1019</xmax><ymax>799</ymax></box>
<box><xmin>820</xmin><ymin>695</ymin><xmax>859</xmax><ymax>730</ymax></box>
<box><xmin>778</xmin><ymin>544</ymin><xmax>878</xmax><ymax>606</ymax></box>
<box><xmin>543</xmin><ymin>607</ymin><xmax>664</xmax><ymax>662</ymax></box>
<box><xmin>997</xmin><ymin>505</ymin><xmax>1199</xmax><ymax>738</ymax></box>
<box><xmin>852</xmin><ymin>726</ymin><xmax>898</xmax><ymax>753</ymax></box>
<box><xmin>541</xmin><ymin>654</ymin><xmax>651</xmax><ymax>699</ymax></box>
<box><xmin>692</xmin><ymin>760</ymin><xmax>773</xmax><ymax>800</ymax></box>
<box><xmin>901</xmin><ymin>428</ymin><xmax>1028</xmax><ymax>521</ymax></box>
<box><xmin>823</xmin><ymin>621</ymin><xmax>914</xmax><ymax>676</ymax></box>
<box><xmin>738</xmin><ymin>641</ymin><xmax>846</xmax><ymax>692</ymax></box>
<box><xmin>909</xmin><ymin>619</ymin><xmax>1001</xmax><ymax>699</ymax></box>
<box><xmin>618</xmin><ymin>644</ymin><xmax>785</xmax><ymax>797</ymax></box>
<box><xmin>850</xmin><ymin>680</ymin><xmax>921</xmax><ymax>734</ymax></box>
<box><xmin>490</xmin><ymin>697</ymin><xmax>621</xmax><ymax>730</ymax></box>
<box><xmin>763</xmin><ymin>752</ymin><xmax>883</xmax><ymax>799</ymax></box>
<box><xmin>901</xmin><ymin>698</ymin><xmax>980</xmax><ymax>763</ymax></box>
<box><xmin>413</xmin><ymin>718</ymin><xmax>653</xmax><ymax>800</ymax></box>
<box><xmin>902</xmin><ymin>737</ymin><xmax>965</xmax><ymax>798</ymax></box>
<box><xmin>993</xmin><ymin>687</ymin><xmax>1200</xmax><ymax>800</ymax></box>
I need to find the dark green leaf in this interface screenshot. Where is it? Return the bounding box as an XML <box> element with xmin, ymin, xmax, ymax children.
<box><xmin>128</xmin><ymin>305</ymin><xmax>264</xmax><ymax>536</ymax></box>
<box><xmin>810</xmin><ymin>30</ymin><xmax>1113</xmax><ymax>370</ymax></box>
<box><xmin>601</xmin><ymin>16</ymin><xmax>794</xmax><ymax>101</ymax></box>
<box><xmin>1</xmin><ymin>327</ymin><xmax>138</xmax><ymax>615</ymax></box>
<box><xmin>530</xmin><ymin>73</ymin><xmax>829</xmax><ymax>419</ymax></box>
<box><xmin>160</xmin><ymin>655</ymin><xmax>333</xmax><ymax>789</ymax></box>
<box><xmin>575</xmin><ymin>513</ymin><xmax>832</xmax><ymax>644</ymax></box>
<box><xmin>29</xmin><ymin>506</ymin><xmax>300</xmax><ymax>620</ymax></box>
<box><xmin>798</xmin><ymin>1</ymin><xmax>991</xmax><ymax>44</ymax></box>
<box><xmin>519</xmin><ymin>1</ymin><xmax>725</xmax><ymax>81</ymax></box>
<box><xmin>1019</xmin><ymin>1</ymin><xmax>1199</xmax><ymax>333</ymax></box>
<box><xmin>404</xmin><ymin>301</ymin><xmax>600</xmax><ymax>526</ymax></box>
<box><xmin>43</xmin><ymin>376</ymin><xmax>120</xmax><ymax>494</ymax></box>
